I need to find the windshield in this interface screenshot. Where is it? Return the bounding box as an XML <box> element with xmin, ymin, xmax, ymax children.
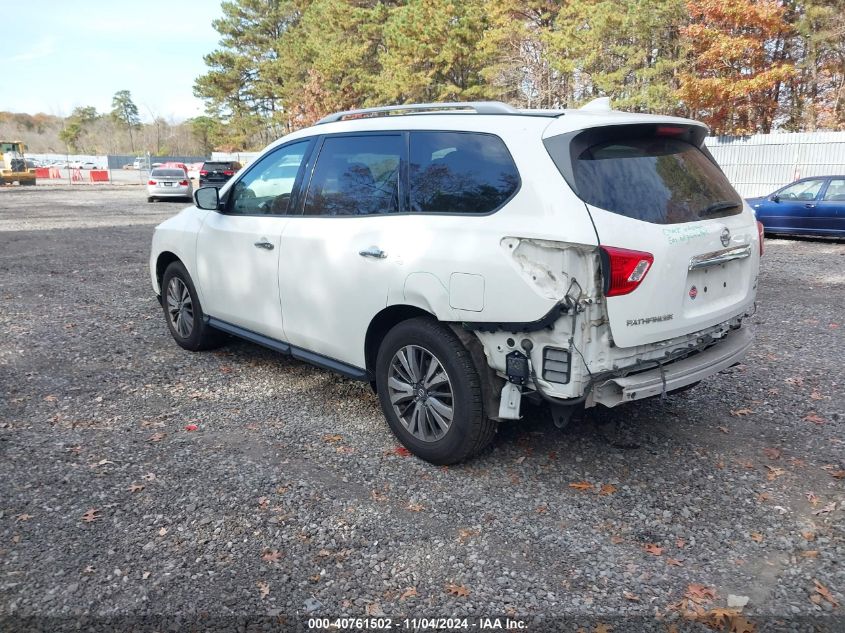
<box><xmin>546</xmin><ymin>130</ymin><xmax>742</xmax><ymax>225</ymax></box>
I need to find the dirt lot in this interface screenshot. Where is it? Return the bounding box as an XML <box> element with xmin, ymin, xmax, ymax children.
<box><xmin>1</xmin><ymin>186</ymin><xmax>843</xmax><ymax>632</ymax></box>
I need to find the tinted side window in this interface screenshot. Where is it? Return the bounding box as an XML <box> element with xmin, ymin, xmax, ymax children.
<box><xmin>303</xmin><ymin>135</ymin><xmax>402</xmax><ymax>216</ymax></box>
<box><xmin>228</xmin><ymin>141</ymin><xmax>310</xmax><ymax>215</ymax></box>
<box><xmin>409</xmin><ymin>132</ymin><xmax>519</xmax><ymax>214</ymax></box>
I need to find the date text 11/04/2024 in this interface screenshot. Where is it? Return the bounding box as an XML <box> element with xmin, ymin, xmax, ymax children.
<box><xmin>307</xmin><ymin>617</ymin><xmax>527</xmax><ymax>630</ymax></box>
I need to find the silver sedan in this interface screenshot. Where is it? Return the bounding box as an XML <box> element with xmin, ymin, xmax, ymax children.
<box><xmin>147</xmin><ymin>168</ymin><xmax>193</xmax><ymax>202</ymax></box>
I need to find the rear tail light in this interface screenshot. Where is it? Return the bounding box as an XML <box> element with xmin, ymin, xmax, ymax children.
<box><xmin>179</xmin><ymin>180</ymin><xmax>188</xmax><ymax>186</ymax></box>
<box><xmin>200</xmin><ymin>170</ymin><xmax>208</xmax><ymax>176</ymax></box>
<box><xmin>222</xmin><ymin>170</ymin><xmax>234</xmax><ymax>176</ymax></box>
<box><xmin>148</xmin><ymin>180</ymin><xmax>156</xmax><ymax>185</ymax></box>
<box><xmin>756</xmin><ymin>221</ymin><xmax>764</xmax><ymax>256</ymax></box>
<box><xmin>599</xmin><ymin>246</ymin><xmax>654</xmax><ymax>297</ymax></box>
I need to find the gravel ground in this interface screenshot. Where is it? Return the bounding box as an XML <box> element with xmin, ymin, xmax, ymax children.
<box><xmin>1</xmin><ymin>187</ymin><xmax>843</xmax><ymax>632</ymax></box>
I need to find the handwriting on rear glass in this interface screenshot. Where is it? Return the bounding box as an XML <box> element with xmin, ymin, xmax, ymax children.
<box><xmin>627</xmin><ymin>314</ymin><xmax>674</xmax><ymax>326</ymax></box>
<box><xmin>662</xmin><ymin>225</ymin><xmax>707</xmax><ymax>244</ymax></box>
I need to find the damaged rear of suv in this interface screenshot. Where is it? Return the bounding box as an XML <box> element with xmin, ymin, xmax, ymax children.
<box><xmin>150</xmin><ymin>99</ymin><xmax>761</xmax><ymax>465</ymax></box>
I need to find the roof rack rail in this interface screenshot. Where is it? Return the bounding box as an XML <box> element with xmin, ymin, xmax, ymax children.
<box><xmin>315</xmin><ymin>101</ymin><xmax>519</xmax><ymax>125</ymax></box>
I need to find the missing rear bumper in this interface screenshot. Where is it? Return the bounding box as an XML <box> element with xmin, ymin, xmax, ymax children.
<box><xmin>591</xmin><ymin>327</ymin><xmax>753</xmax><ymax>407</ymax></box>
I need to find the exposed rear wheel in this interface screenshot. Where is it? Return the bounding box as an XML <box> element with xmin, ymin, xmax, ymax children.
<box><xmin>376</xmin><ymin>318</ymin><xmax>496</xmax><ymax>464</ymax></box>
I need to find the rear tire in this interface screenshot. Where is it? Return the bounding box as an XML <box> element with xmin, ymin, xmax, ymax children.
<box><xmin>160</xmin><ymin>261</ymin><xmax>223</xmax><ymax>351</ymax></box>
<box><xmin>375</xmin><ymin>317</ymin><xmax>496</xmax><ymax>464</ymax></box>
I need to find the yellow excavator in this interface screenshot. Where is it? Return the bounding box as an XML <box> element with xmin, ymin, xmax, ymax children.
<box><xmin>0</xmin><ymin>140</ymin><xmax>36</xmax><ymax>186</ymax></box>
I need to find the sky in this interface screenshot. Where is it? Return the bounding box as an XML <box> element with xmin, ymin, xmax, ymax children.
<box><xmin>1</xmin><ymin>1</ymin><xmax>224</xmax><ymax>122</ymax></box>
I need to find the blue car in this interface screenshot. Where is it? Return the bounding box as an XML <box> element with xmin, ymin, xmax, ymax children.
<box><xmin>747</xmin><ymin>176</ymin><xmax>845</xmax><ymax>238</ymax></box>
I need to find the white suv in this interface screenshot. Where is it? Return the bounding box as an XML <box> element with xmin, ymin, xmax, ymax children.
<box><xmin>150</xmin><ymin>100</ymin><xmax>762</xmax><ymax>464</ymax></box>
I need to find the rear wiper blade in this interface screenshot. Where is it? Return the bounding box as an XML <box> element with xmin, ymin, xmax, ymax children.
<box><xmin>698</xmin><ymin>201</ymin><xmax>741</xmax><ymax>217</ymax></box>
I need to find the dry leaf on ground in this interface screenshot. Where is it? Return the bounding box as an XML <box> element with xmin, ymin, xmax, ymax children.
<box><xmin>569</xmin><ymin>481</ymin><xmax>593</xmax><ymax>491</ymax></box>
<box><xmin>128</xmin><ymin>483</ymin><xmax>144</xmax><ymax>493</ymax></box>
<box><xmin>730</xmin><ymin>408</ymin><xmax>753</xmax><ymax>417</ymax></box>
<box><xmin>257</xmin><ymin>581</ymin><xmax>270</xmax><ymax>598</ymax></box>
<box><xmin>686</xmin><ymin>583</ymin><xmax>717</xmax><ymax>602</ymax></box>
<box><xmin>667</xmin><ymin>557</ymin><xmax>684</xmax><ymax>567</ymax></box>
<box><xmin>812</xmin><ymin>502</ymin><xmax>836</xmax><ymax>516</ymax></box>
<box><xmin>261</xmin><ymin>549</ymin><xmax>283</xmax><ymax>564</ymax></box>
<box><xmin>750</xmin><ymin>533</ymin><xmax>764</xmax><ymax>543</ymax></box>
<box><xmin>803</xmin><ymin>412</ymin><xmax>826</xmax><ymax>425</ymax></box>
<box><xmin>81</xmin><ymin>509</ymin><xmax>100</xmax><ymax>523</ymax></box>
<box><xmin>599</xmin><ymin>484</ymin><xmax>617</xmax><ymax>495</ymax></box>
<box><xmin>762</xmin><ymin>448</ymin><xmax>781</xmax><ymax>460</ymax></box>
<box><xmin>400</xmin><ymin>587</ymin><xmax>418</xmax><ymax>600</ymax></box>
<box><xmin>766</xmin><ymin>465</ymin><xmax>785</xmax><ymax>481</ymax></box>
<box><xmin>643</xmin><ymin>543</ymin><xmax>663</xmax><ymax>556</ymax></box>
<box><xmin>813</xmin><ymin>579</ymin><xmax>838</xmax><ymax>607</ymax></box>
<box><xmin>458</xmin><ymin>528</ymin><xmax>479</xmax><ymax>543</ymax></box>
<box><xmin>446</xmin><ymin>583</ymin><xmax>470</xmax><ymax>597</ymax></box>
<box><xmin>623</xmin><ymin>590</ymin><xmax>640</xmax><ymax>601</ymax></box>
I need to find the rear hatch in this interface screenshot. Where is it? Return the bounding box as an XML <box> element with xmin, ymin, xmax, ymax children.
<box><xmin>151</xmin><ymin>169</ymin><xmax>188</xmax><ymax>187</ymax></box>
<box><xmin>544</xmin><ymin>122</ymin><xmax>760</xmax><ymax>348</ymax></box>
<box><xmin>201</xmin><ymin>162</ymin><xmax>235</xmax><ymax>182</ymax></box>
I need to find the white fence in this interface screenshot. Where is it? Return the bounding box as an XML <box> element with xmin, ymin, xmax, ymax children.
<box><xmin>705</xmin><ymin>131</ymin><xmax>845</xmax><ymax>197</ymax></box>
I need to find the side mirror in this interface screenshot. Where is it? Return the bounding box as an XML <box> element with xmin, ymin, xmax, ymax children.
<box><xmin>770</xmin><ymin>194</ymin><xmax>780</xmax><ymax>203</ymax></box>
<box><xmin>194</xmin><ymin>186</ymin><xmax>220</xmax><ymax>210</ymax></box>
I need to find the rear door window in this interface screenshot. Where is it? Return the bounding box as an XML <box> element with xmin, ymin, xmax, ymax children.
<box><xmin>822</xmin><ymin>179</ymin><xmax>845</xmax><ymax>202</ymax></box>
<box><xmin>303</xmin><ymin>135</ymin><xmax>402</xmax><ymax>216</ymax></box>
<box><xmin>545</xmin><ymin>126</ymin><xmax>743</xmax><ymax>224</ymax></box>
<box><xmin>409</xmin><ymin>131</ymin><xmax>519</xmax><ymax>214</ymax></box>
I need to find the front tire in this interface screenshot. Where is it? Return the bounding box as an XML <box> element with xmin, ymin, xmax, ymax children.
<box><xmin>160</xmin><ymin>261</ymin><xmax>223</xmax><ymax>351</ymax></box>
<box><xmin>375</xmin><ymin>318</ymin><xmax>496</xmax><ymax>464</ymax></box>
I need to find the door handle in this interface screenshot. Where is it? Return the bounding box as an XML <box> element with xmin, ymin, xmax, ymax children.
<box><xmin>804</xmin><ymin>203</ymin><xmax>816</xmax><ymax>208</ymax></box>
<box><xmin>254</xmin><ymin>239</ymin><xmax>274</xmax><ymax>250</ymax></box>
<box><xmin>359</xmin><ymin>246</ymin><xmax>387</xmax><ymax>259</ymax></box>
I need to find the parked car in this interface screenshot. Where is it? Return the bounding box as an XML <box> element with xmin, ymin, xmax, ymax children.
<box><xmin>150</xmin><ymin>100</ymin><xmax>762</xmax><ymax>464</ymax></box>
<box><xmin>147</xmin><ymin>168</ymin><xmax>192</xmax><ymax>202</ymax></box>
<box><xmin>198</xmin><ymin>160</ymin><xmax>241</xmax><ymax>187</ymax></box>
<box><xmin>747</xmin><ymin>176</ymin><xmax>845</xmax><ymax>238</ymax></box>
<box><xmin>78</xmin><ymin>161</ymin><xmax>98</xmax><ymax>170</ymax></box>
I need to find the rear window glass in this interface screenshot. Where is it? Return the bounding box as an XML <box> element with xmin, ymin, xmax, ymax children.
<box><xmin>202</xmin><ymin>162</ymin><xmax>233</xmax><ymax>170</ymax></box>
<box><xmin>410</xmin><ymin>132</ymin><xmax>519</xmax><ymax>214</ymax></box>
<box><xmin>547</xmin><ymin>132</ymin><xmax>742</xmax><ymax>224</ymax></box>
<box><xmin>151</xmin><ymin>169</ymin><xmax>185</xmax><ymax>178</ymax></box>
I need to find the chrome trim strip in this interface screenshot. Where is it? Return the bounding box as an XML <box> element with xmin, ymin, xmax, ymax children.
<box><xmin>688</xmin><ymin>244</ymin><xmax>751</xmax><ymax>271</ymax></box>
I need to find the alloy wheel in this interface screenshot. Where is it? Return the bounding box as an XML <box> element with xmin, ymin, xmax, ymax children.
<box><xmin>166</xmin><ymin>277</ymin><xmax>194</xmax><ymax>338</ymax></box>
<box><xmin>387</xmin><ymin>345</ymin><xmax>454</xmax><ymax>442</ymax></box>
